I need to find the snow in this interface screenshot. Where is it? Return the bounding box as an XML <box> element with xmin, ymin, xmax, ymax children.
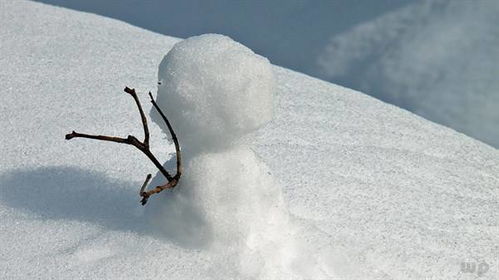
<box><xmin>153</xmin><ymin>34</ymin><xmax>274</xmax><ymax>153</ymax></box>
<box><xmin>31</xmin><ymin>0</ymin><xmax>499</xmax><ymax>149</ymax></box>
<box><xmin>145</xmin><ymin>147</ymin><xmax>306</xmax><ymax>279</ymax></box>
<box><xmin>31</xmin><ymin>0</ymin><xmax>412</xmax><ymax>74</ymax></box>
<box><xmin>316</xmin><ymin>0</ymin><xmax>499</xmax><ymax>148</ymax></box>
<box><xmin>148</xmin><ymin>34</ymin><xmax>307</xmax><ymax>278</ymax></box>
<box><xmin>1</xmin><ymin>1</ymin><xmax>498</xmax><ymax>279</ymax></box>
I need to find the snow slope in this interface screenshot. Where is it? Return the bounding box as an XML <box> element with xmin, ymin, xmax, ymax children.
<box><xmin>1</xmin><ymin>1</ymin><xmax>498</xmax><ymax>279</ymax></box>
<box><xmin>32</xmin><ymin>0</ymin><xmax>499</xmax><ymax>149</ymax></box>
<box><xmin>31</xmin><ymin>0</ymin><xmax>412</xmax><ymax>75</ymax></box>
<box><xmin>316</xmin><ymin>0</ymin><xmax>499</xmax><ymax>148</ymax></box>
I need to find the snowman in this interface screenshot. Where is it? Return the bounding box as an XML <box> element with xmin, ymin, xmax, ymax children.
<box><xmin>143</xmin><ymin>34</ymin><xmax>306</xmax><ymax>278</ymax></box>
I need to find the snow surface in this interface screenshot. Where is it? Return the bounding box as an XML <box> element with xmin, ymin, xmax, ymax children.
<box><xmin>31</xmin><ymin>0</ymin><xmax>412</xmax><ymax>74</ymax></box>
<box><xmin>31</xmin><ymin>0</ymin><xmax>499</xmax><ymax>149</ymax></box>
<box><xmin>1</xmin><ymin>1</ymin><xmax>498</xmax><ymax>279</ymax></box>
<box><xmin>153</xmin><ymin>34</ymin><xmax>274</xmax><ymax>153</ymax></box>
<box><xmin>148</xmin><ymin>35</ymin><xmax>310</xmax><ymax>278</ymax></box>
<box><xmin>316</xmin><ymin>0</ymin><xmax>499</xmax><ymax>148</ymax></box>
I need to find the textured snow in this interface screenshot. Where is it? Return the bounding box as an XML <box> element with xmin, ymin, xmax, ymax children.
<box><xmin>153</xmin><ymin>34</ymin><xmax>274</xmax><ymax>153</ymax></box>
<box><xmin>316</xmin><ymin>0</ymin><xmax>499</xmax><ymax>148</ymax></box>
<box><xmin>145</xmin><ymin>147</ymin><xmax>311</xmax><ymax>279</ymax></box>
<box><xmin>31</xmin><ymin>0</ymin><xmax>499</xmax><ymax>148</ymax></box>
<box><xmin>1</xmin><ymin>1</ymin><xmax>498</xmax><ymax>279</ymax></box>
<box><xmin>147</xmin><ymin>35</ymin><xmax>312</xmax><ymax>278</ymax></box>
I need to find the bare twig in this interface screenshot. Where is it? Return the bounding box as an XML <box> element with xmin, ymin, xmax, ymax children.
<box><xmin>139</xmin><ymin>174</ymin><xmax>152</xmax><ymax>195</ymax></box>
<box><xmin>139</xmin><ymin>178</ymin><xmax>179</xmax><ymax>205</ymax></box>
<box><xmin>149</xmin><ymin>92</ymin><xmax>182</xmax><ymax>178</ymax></box>
<box><xmin>125</xmin><ymin>87</ymin><xmax>150</xmax><ymax>146</ymax></box>
<box><xmin>65</xmin><ymin>87</ymin><xmax>181</xmax><ymax>205</ymax></box>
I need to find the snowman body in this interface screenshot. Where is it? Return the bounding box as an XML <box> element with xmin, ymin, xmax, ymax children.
<box><xmin>144</xmin><ymin>34</ymin><xmax>301</xmax><ymax>276</ymax></box>
<box><xmin>144</xmin><ymin>34</ymin><xmax>339</xmax><ymax>279</ymax></box>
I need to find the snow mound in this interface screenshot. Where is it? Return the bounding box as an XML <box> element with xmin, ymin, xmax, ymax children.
<box><xmin>153</xmin><ymin>34</ymin><xmax>275</xmax><ymax>153</ymax></box>
<box><xmin>33</xmin><ymin>0</ymin><xmax>499</xmax><ymax>148</ymax></box>
<box><xmin>1</xmin><ymin>1</ymin><xmax>498</xmax><ymax>280</ymax></box>
<box><xmin>316</xmin><ymin>0</ymin><xmax>499</xmax><ymax>147</ymax></box>
<box><xmin>147</xmin><ymin>35</ymin><xmax>329</xmax><ymax>278</ymax></box>
<box><xmin>147</xmin><ymin>148</ymin><xmax>283</xmax><ymax>245</ymax></box>
<box><xmin>146</xmin><ymin>147</ymin><xmax>303</xmax><ymax>278</ymax></box>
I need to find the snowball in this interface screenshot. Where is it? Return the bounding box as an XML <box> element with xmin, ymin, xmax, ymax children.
<box><xmin>151</xmin><ymin>34</ymin><xmax>275</xmax><ymax>153</ymax></box>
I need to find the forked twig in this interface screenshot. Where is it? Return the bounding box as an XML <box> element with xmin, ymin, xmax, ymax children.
<box><xmin>65</xmin><ymin>87</ymin><xmax>181</xmax><ymax>205</ymax></box>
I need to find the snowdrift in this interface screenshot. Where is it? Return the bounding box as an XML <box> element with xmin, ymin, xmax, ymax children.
<box><xmin>316</xmin><ymin>0</ymin><xmax>499</xmax><ymax>148</ymax></box>
<box><xmin>0</xmin><ymin>1</ymin><xmax>498</xmax><ymax>279</ymax></box>
<box><xmin>32</xmin><ymin>0</ymin><xmax>499</xmax><ymax>149</ymax></box>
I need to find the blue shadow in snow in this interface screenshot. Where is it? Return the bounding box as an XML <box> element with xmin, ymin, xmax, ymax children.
<box><xmin>0</xmin><ymin>166</ymin><xmax>147</xmax><ymax>233</ymax></box>
<box><xmin>0</xmin><ymin>165</ymin><xmax>209</xmax><ymax>249</ymax></box>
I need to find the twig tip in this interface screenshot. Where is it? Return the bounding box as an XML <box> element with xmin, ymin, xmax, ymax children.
<box><xmin>124</xmin><ymin>86</ymin><xmax>135</xmax><ymax>95</ymax></box>
<box><xmin>140</xmin><ymin>195</ymin><xmax>149</xmax><ymax>206</ymax></box>
<box><xmin>65</xmin><ymin>131</ymin><xmax>76</xmax><ymax>140</ymax></box>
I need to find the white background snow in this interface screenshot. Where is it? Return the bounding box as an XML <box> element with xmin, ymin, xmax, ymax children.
<box><xmin>1</xmin><ymin>1</ymin><xmax>498</xmax><ymax>279</ymax></box>
<box><xmin>31</xmin><ymin>0</ymin><xmax>499</xmax><ymax>148</ymax></box>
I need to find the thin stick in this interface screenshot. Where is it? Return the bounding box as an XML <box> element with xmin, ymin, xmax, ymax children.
<box><xmin>65</xmin><ymin>131</ymin><xmax>172</xmax><ymax>181</ymax></box>
<box><xmin>149</xmin><ymin>92</ymin><xmax>182</xmax><ymax>179</ymax></box>
<box><xmin>65</xmin><ymin>132</ymin><xmax>129</xmax><ymax>144</ymax></box>
<box><xmin>139</xmin><ymin>174</ymin><xmax>152</xmax><ymax>195</ymax></box>
<box><xmin>65</xmin><ymin>87</ymin><xmax>181</xmax><ymax>205</ymax></box>
<box><xmin>140</xmin><ymin>178</ymin><xmax>178</xmax><ymax>205</ymax></box>
<box><xmin>124</xmin><ymin>87</ymin><xmax>150</xmax><ymax>146</ymax></box>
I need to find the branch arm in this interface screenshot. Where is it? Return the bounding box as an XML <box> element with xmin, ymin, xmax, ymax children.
<box><xmin>141</xmin><ymin>149</ymin><xmax>173</xmax><ymax>181</ymax></box>
<box><xmin>66</xmin><ymin>131</ymin><xmax>173</xmax><ymax>181</ymax></box>
<box><xmin>65</xmin><ymin>131</ymin><xmax>130</xmax><ymax>144</ymax></box>
<box><xmin>65</xmin><ymin>87</ymin><xmax>182</xmax><ymax>205</ymax></box>
<box><xmin>149</xmin><ymin>92</ymin><xmax>182</xmax><ymax>178</ymax></box>
<box><xmin>140</xmin><ymin>177</ymin><xmax>179</xmax><ymax>205</ymax></box>
<box><xmin>124</xmin><ymin>87</ymin><xmax>150</xmax><ymax>146</ymax></box>
<box><xmin>139</xmin><ymin>174</ymin><xmax>152</xmax><ymax>195</ymax></box>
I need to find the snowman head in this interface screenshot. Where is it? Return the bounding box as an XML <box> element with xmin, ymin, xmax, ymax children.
<box><xmin>152</xmin><ymin>34</ymin><xmax>275</xmax><ymax>154</ymax></box>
